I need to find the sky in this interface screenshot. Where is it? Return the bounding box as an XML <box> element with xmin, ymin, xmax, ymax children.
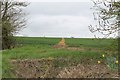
<box><xmin>16</xmin><ymin>0</ymin><xmax>107</xmax><ymax>38</ymax></box>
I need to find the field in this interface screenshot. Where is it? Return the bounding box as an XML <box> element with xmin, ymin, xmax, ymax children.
<box><xmin>1</xmin><ymin>37</ymin><xmax>118</xmax><ymax>78</ymax></box>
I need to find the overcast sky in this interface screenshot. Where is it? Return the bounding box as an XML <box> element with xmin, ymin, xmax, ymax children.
<box><xmin>16</xmin><ymin>0</ymin><xmax>106</xmax><ymax>38</ymax></box>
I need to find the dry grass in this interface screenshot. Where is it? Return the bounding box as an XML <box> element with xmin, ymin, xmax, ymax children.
<box><xmin>10</xmin><ymin>59</ymin><xmax>118</xmax><ymax>78</ymax></box>
<box><xmin>57</xmin><ymin>64</ymin><xmax>118</xmax><ymax>78</ymax></box>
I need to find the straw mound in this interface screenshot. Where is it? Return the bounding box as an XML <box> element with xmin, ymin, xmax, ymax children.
<box><xmin>53</xmin><ymin>38</ymin><xmax>67</xmax><ymax>48</ymax></box>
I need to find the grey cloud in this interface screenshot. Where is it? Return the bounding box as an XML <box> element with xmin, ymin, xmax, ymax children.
<box><xmin>25</xmin><ymin>2</ymin><xmax>93</xmax><ymax>16</ymax></box>
<box><xmin>18</xmin><ymin>2</ymin><xmax>103</xmax><ymax>38</ymax></box>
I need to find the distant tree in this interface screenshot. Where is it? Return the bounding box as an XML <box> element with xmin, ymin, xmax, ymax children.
<box><xmin>89</xmin><ymin>0</ymin><xmax>120</xmax><ymax>37</ymax></box>
<box><xmin>1</xmin><ymin>0</ymin><xmax>28</xmax><ymax>49</ymax></box>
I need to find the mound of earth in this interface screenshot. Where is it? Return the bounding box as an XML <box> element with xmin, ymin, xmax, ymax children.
<box><xmin>53</xmin><ymin>38</ymin><xmax>68</xmax><ymax>48</ymax></box>
<box><xmin>10</xmin><ymin>58</ymin><xmax>118</xmax><ymax>78</ymax></box>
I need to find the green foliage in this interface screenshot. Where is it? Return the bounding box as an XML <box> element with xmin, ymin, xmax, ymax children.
<box><xmin>106</xmin><ymin>56</ymin><xmax>118</xmax><ymax>70</ymax></box>
<box><xmin>98</xmin><ymin>48</ymin><xmax>118</xmax><ymax>70</ymax></box>
<box><xmin>1</xmin><ymin>1</ymin><xmax>28</xmax><ymax>50</ymax></box>
<box><xmin>90</xmin><ymin>1</ymin><xmax>119</xmax><ymax>70</ymax></box>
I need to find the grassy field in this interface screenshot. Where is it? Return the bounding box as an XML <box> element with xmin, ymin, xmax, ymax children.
<box><xmin>1</xmin><ymin>37</ymin><xmax>118</xmax><ymax>78</ymax></box>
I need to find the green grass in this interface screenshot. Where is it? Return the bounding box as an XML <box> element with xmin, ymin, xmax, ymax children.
<box><xmin>0</xmin><ymin>52</ymin><xmax>2</xmax><ymax>79</ymax></box>
<box><xmin>16</xmin><ymin>37</ymin><xmax>114</xmax><ymax>48</ymax></box>
<box><xmin>2</xmin><ymin>37</ymin><xmax>117</xmax><ymax>78</ymax></box>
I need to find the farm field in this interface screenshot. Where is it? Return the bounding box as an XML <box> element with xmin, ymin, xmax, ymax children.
<box><xmin>1</xmin><ymin>37</ymin><xmax>118</xmax><ymax>78</ymax></box>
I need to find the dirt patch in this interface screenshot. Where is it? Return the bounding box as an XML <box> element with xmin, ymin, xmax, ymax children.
<box><xmin>11</xmin><ymin>58</ymin><xmax>60</xmax><ymax>78</ymax></box>
<box><xmin>10</xmin><ymin>59</ymin><xmax>118</xmax><ymax>78</ymax></box>
<box><xmin>52</xmin><ymin>46</ymin><xmax>103</xmax><ymax>54</ymax></box>
<box><xmin>66</xmin><ymin>47</ymin><xmax>85</xmax><ymax>51</ymax></box>
<box><xmin>53</xmin><ymin>45</ymin><xmax>68</xmax><ymax>48</ymax></box>
<box><xmin>57</xmin><ymin>64</ymin><xmax>118</xmax><ymax>78</ymax></box>
<box><xmin>53</xmin><ymin>45</ymin><xmax>116</xmax><ymax>54</ymax></box>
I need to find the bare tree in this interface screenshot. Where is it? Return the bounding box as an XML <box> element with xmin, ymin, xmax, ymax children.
<box><xmin>89</xmin><ymin>0</ymin><xmax>120</xmax><ymax>38</ymax></box>
<box><xmin>1</xmin><ymin>0</ymin><xmax>28</xmax><ymax>49</ymax></box>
